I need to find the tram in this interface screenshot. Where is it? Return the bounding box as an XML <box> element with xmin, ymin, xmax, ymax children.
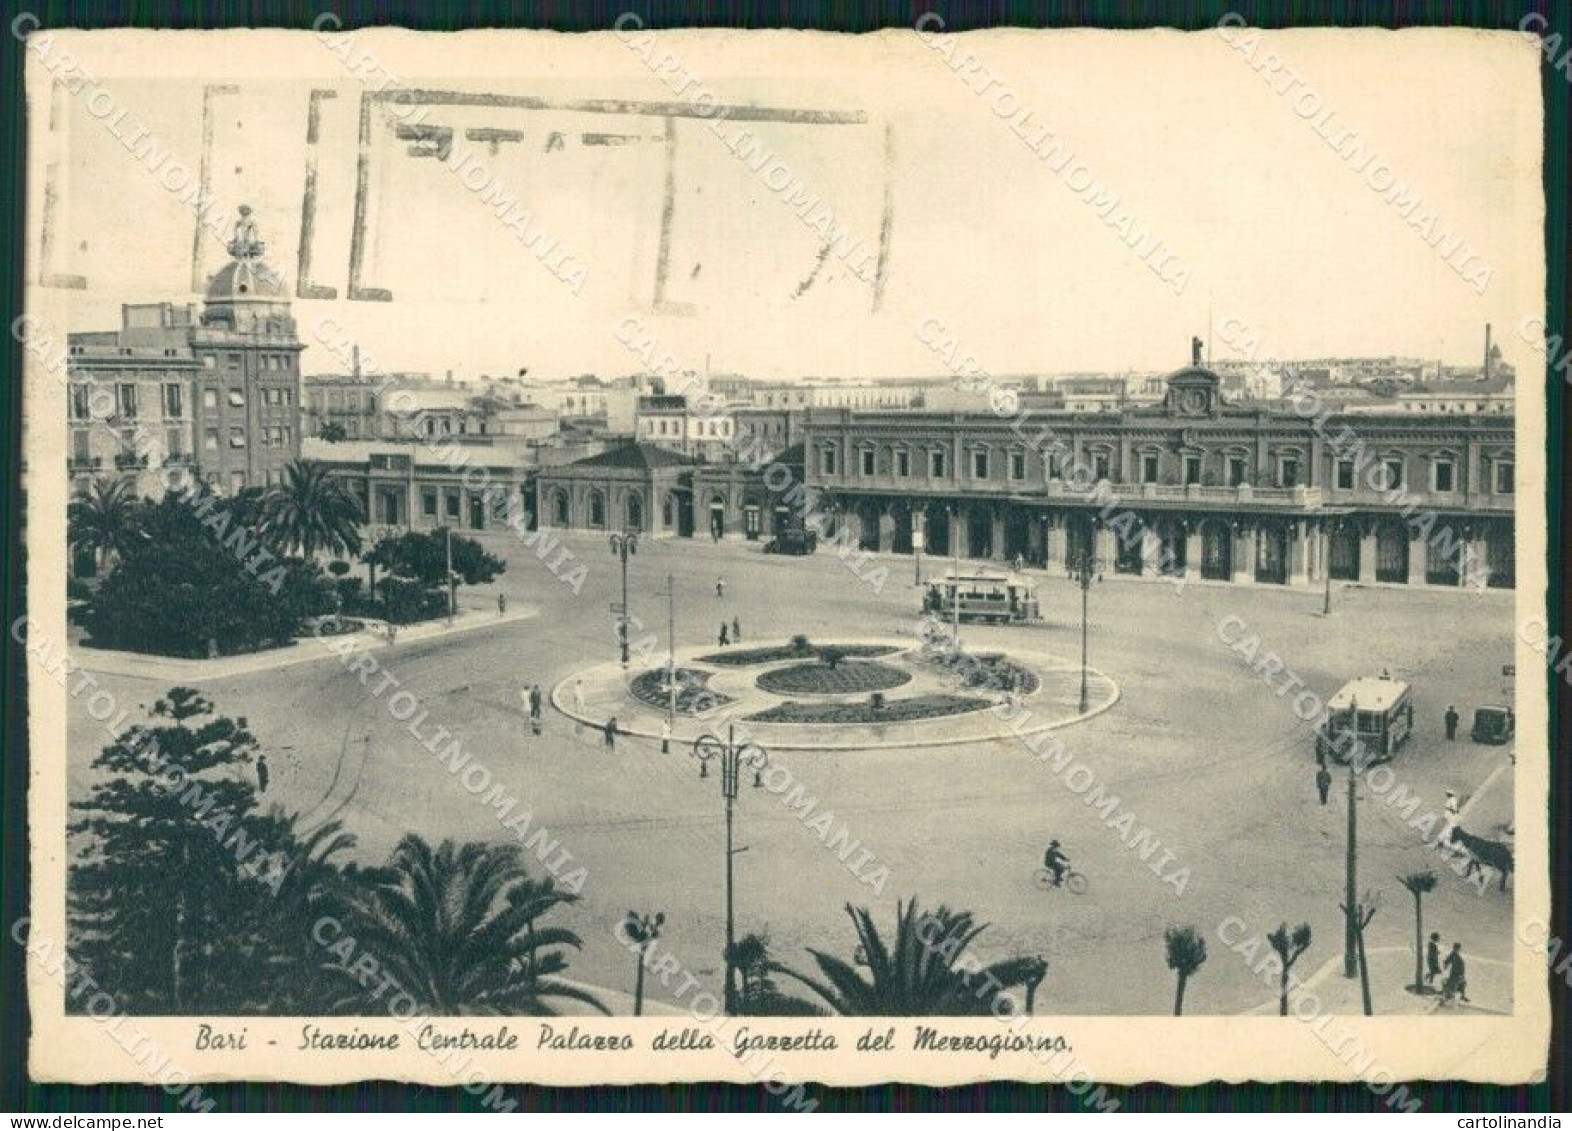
<box><xmin>921</xmin><ymin>571</ymin><xmax>1041</xmax><ymax>625</ymax></box>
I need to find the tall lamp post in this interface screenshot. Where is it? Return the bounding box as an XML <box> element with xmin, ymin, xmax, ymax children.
<box><xmin>444</xmin><ymin>525</ymin><xmax>456</xmax><ymax>627</ymax></box>
<box><xmin>609</xmin><ymin>530</ymin><xmax>639</xmax><ymax>666</ymax></box>
<box><xmin>1341</xmin><ymin>697</ymin><xmax>1391</xmax><ymax>979</ymax></box>
<box><xmin>691</xmin><ymin>725</ymin><xmax>769</xmax><ymax>1015</ymax></box>
<box><xmin>1071</xmin><ymin>549</ymin><xmax>1100</xmax><ymax>714</ymax></box>
<box><xmin>1322</xmin><ymin>518</ymin><xmax>1335</xmax><ymax>616</ymax></box>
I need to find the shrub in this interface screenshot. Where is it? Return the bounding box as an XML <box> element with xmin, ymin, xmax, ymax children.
<box><xmin>327</xmin><ymin>560</ymin><xmax>352</xmax><ymax>579</ymax></box>
<box><xmin>819</xmin><ymin>646</ymin><xmax>850</xmax><ymax>671</ymax></box>
<box><xmin>869</xmin><ymin>692</ymin><xmax>886</xmax><ymax>710</ymax></box>
<box><xmin>790</xmin><ymin>634</ymin><xmax>812</xmax><ymax>655</ymax></box>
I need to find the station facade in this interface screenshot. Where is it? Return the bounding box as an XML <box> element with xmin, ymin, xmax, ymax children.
<box><xmin>804</xmin><ymin>363</ymin><xmax>1515</xmax><ymax>590</ymax></box>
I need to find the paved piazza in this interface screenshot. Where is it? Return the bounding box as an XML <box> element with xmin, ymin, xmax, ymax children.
<box><xmin>68</xmin><ymin>529</ymin><xmax>1517</xmax><ymax>1016</ymax></box>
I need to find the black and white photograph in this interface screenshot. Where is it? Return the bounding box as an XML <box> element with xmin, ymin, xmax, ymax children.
<box><xmin>16</xmin><ymin>17</ymin><xmax>1553</xmax><ymax>1098</ymax></box>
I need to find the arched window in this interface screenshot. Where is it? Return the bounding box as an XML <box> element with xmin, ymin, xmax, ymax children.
<box><xmin>589</xmin><ymin>489</ymin><xmax>607</xmax><ymax>529</ymax></box>
<box><xmin>552</xmin><ymin>489</ymin><xmax>569</xmax><ymax>526</ymax></box>
<box><xmin>626</xmin><ymin>492</ymin><xmax>644</xmax><ymax>530</ymax></box>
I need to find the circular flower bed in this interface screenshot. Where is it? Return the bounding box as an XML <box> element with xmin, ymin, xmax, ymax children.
<box><xmin>629</xmin><ymin>667</ymin><xmax>735</xmax><ymax>716</ymax></box>
<box><xmin>747</xmin><ymin>694</ymin><xmax>988</xmax><ymax>725</ymax></box>
<box><xmin>699</xmin><ymin>642</ymin><xmax>899</xmax><ymax>667</ymax></box>
<box><xmin>756</xmin><ymin>660</ymin><xmax>912</xmax><ymax>696</ymax></box>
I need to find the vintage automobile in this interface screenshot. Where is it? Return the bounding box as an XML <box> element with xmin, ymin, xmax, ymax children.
<box><xmin>763</xmin><ymin>529</ymin><xmax>819</xmax><ymax>556</ymax></box>
<box><xmin>1470</xmin><ymin>705</ymin><xmax>1515</xmax><ymax>745</ymax></box>
<box><xmin>1318</xmin><ymin>676</ymin><xmax>1414</xmax><ymax>764</ymax></box>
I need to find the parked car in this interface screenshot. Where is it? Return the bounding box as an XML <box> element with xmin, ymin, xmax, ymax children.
<box><xmin>1470</xmin><ymin>705</ymin><xmax>1515</xmax><ymax>745</ymax></box>
<box><xmin>764</xmin><ymin>530</ymin><xmax>818</xmax><ymax>556</ymax></box>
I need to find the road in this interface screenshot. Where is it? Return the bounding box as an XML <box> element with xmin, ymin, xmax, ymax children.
<box><xmin>67</xmin><ymin>528</ymin><xmax>1518</xmax><ymax>1016</ymax></box>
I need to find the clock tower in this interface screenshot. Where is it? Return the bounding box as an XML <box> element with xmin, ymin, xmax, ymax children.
<box><xmin>1164</xmin><ymin>336</ymin><xmax>1221</xmax><ymax>417</ymax></box>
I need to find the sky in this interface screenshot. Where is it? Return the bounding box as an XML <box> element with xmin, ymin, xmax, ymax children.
<box><xmin>34</xmin><ymin>25</ymin><xmax>1545</xmax><ymax>381</ymax></box>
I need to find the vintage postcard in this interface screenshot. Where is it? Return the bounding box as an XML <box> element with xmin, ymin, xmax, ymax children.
<box><xmin>19</xmin><ymin>21</ymin><xmax>1550</xmax><ymax>1101</ymax></box>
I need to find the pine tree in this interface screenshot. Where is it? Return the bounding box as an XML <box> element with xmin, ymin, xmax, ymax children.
<box><xmin>68</xmin><ymin>688</ymin><xmax>336</xmax><ymax>1013</ymax></box>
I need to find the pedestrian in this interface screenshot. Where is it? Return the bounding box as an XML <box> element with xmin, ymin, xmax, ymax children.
<box><xmin>1013</xmin><ymin>553</ymin><xmax>1025</xmax><ymax>573</ymax></box>
<box><xmin>1443</xmin><ymin>790</ymin><xmax>1461</xmax><ymax>833</ymax></box>
<box><xmin>1441</xmin><ymin>942</ymin><xmax>1470</xmax><ymax>1004</ymax></box>
<box><xmin>255</xmin><ymin>754</ymin><xmax>269</xmax><ymax>794</ymax></box>
<box><xmin>661</xmin><ymin>718</ymin><xmax>671</xmax><ymax>755</ymax></box>
<box><xmin>732</xmin><ymin>616</ymin><xmax>741</xmax><ymax>644</ymax></box>
<box><xmin>1444</xmin><ymin>704</ymin><xmax>1459</xmax><ymax>740</ymax></box>
<box><xmin>498</xmin><ymin>592</ymin><xmax>508</xmax><ymax>616</ymax></box>
<box><xmin>386</xmin><ymin>623</ymin><xmax>398</xmax><ymax>647</ymax></box>
<box><xmin>716</xmin><ymin>577</ymin><xmax>726</xmax><ymax>599</ymax></box>
<box><xmin>529</xmin><ymin>684</ymin><xmax>543</xmax><ymax>719</ymax></box>
<box><xmin>603</xmin><ymin>716</ymin><xmax>618</xmax><ymax>751</ymax></box>
<box><xmin>1425</xmin><ymin>931</ymin><xmax>1442</xmax><ymax>991</ymax></box>
<box><xmin>1315</xmin><ymin>764</ymin><xmax>1332</xmax><ymax>806</ymax></box>
<box><xmin>573</xmin><ymin>679</ymin><xmax>585</xmax><ymax>712</ymax></box>
<box><xmin>719</xmin><ymin>622</ymin><xmax>730</xmax><ymax>646</ymax></box>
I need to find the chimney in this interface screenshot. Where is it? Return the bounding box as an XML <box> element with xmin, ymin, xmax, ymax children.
<box><xmin>352</xmin><ymin>344</ymin><xmax>361</xmax><ymax>381</ymax></box>
<box><xmin>1483</xmin><ymin>323</ymin><xmax>1492</xmax><ymax>382</ymax></box>
<box><xmin>446</xmin><ymin>369</ymin><xmax>454</xmax><ymax>385</ymax></box>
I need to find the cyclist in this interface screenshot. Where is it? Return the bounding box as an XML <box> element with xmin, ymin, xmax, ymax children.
<box><xmin>1042</xmin><ymin>839</ymin><xmax>1070</xmax><ymax>887</ymax></box>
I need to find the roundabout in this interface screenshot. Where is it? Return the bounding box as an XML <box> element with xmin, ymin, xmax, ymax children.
<box><xmin>552</xmin><ymin>634</ymin><xmax>1120</xmax><ymax>751</ymax></box>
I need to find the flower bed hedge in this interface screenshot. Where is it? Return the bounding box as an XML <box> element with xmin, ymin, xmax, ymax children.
<box><xmin>917</xmin><ymin>648</ymin><xmax>1041</xmax><ymax>694</ymax></box>
<box><xmin>746</xmin><ymin>694</ymin><xmax>987</xmax><ymax>725</ymax></box>
<box><xmin>629</xmin><ymin>667</ymin><xmax>735</xmax><ymax>715</ymax></box>
<box><xmin>756</xmin><ymin>660</ymin><xmax>912</xmax><ymax>696</ymax></box>
<box><xmin>699</xmin><ymin>642</ymin><xmax>900</xmax><ymax>667</ymax></box>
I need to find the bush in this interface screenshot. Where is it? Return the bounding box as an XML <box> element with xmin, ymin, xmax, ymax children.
<box><xmin>82</xmin><ymin>490</ymin><xmax>328</xmax><ymax>658</ymax></box>
<box><xmin>327</xmin><ymin>560</ymin><xmax>352</xmax><ymax>579</ymax></box>
<box><xmin>869</xmin><ymin>692</ymin><xmax>886</xmax><ymax>710</ymax></box>
<box><xmin>790</xmin><ymin>634</ymin><xmax>812</xmax><ymax>655</ymax></box>
<box><xmin>819</xmin><ymin>646</ymin><xmax>849</xmax><ymax>671</ymax></box>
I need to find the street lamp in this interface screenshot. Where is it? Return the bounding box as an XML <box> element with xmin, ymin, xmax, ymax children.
<box><xmin>1070</xmin><ymin>549</ymin><xmax>1101</xmax><ymax>714</ymax></box>
<box><xmin>691</xmin><ymin>725</ymin><xmax>769</xmax><ymax>1015</ymax></box>
<box><xmin>609</xmin><ymin>530</ymin><xmax>639</xmax><ymax>666</ymax></box>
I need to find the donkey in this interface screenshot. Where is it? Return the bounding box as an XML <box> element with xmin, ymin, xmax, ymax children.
<box><xmin>1450</xmin><ymin>826</ymin><xmax>1514</xmax><ymax>891</ymax></box>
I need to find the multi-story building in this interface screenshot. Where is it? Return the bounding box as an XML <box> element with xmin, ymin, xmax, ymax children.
<box><xmin>804</xmin><ymin>356</ymin><xmax>1515</xmax><ymax>591</ymax></box>
<box><xmin>68</xmin><ymin>205</ymin><xmax>302</xmax><ymax>497</ymax></box>
<box><xmin>634</xmin><ymin>394</ymin><xmax>736</xmax><ymax>461</ymax></box>
<box><xmin>67</xmin><ymin>302</ymin><xmax>203</xmax><ymax>497</ymax></box>
<box><xmin>187</xmin><ymin>208</ymin><xmax>303</xmax><ymax>493</ymax></box>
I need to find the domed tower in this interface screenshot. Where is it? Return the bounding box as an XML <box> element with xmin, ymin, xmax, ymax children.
<box><xmin>190</xmin><ymin>205</ymin><xmax>304</xmax><ymax>494</ymax></box>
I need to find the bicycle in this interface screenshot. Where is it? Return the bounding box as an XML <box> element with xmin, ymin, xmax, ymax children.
<box><xmin>1033</xmin><ymin>867</ymin><xmax>1088</xmax><ymax>895</ymax></box>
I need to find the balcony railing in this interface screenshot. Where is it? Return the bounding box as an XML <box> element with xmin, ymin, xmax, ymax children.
<box><xmin>68</xmin><ymin>456</ymin><xmax>103</xmax><ymax>471</ymax></box>
<box><xmin>114</xmin><ymin>453</ymin><xmax>150</xmax><ymax>470</ymax></box>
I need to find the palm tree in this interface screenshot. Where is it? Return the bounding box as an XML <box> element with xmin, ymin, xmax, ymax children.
<box><xmin>729</xmin><ymin>931</ymin><xmax>819</xmax><ymax>1016</ymax></box>
<box><xmin>621</xmin><ymin>910</ymin><xmax>664</xmax><ymax>1017</ymax></box>
<box><xmin>1164</xmin><ymin>926</ymin><xmax>1208</xmax><ymax>1016</ymax></box>
<box><xmin>1399</xmin><ymin>870</ymin><xmax>1439</xmax><ymax>994</ymax></box>
<box><xmin>777</xmin><ymin>900</ymin><xmax>1043</xmax><ymax>1016</ymax></box>
<box><xmin>1266</xmin><ymin>922</ymin><xmax>1313</xmax><ymax>1017</ymax></box>
<box><xmin>262</xmin><ymin>459</ymin><xmax>364</xmax><ymax>560</ymax></box>
<box><xmin>68</xmin><ymin>477</ymin><xmax>144</xmax><ymax>575</ymax></box>
<box><xmin>321</xmin><ymin>835</ymin><xmax>604</xmax><ymax>1015</ymax></box>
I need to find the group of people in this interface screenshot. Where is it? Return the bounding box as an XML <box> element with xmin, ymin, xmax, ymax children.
<box><xmin>1427</xmin><ymin>933</ymin><xmax>1471</xmax><ymax>1004</ymax></box>
<box><xmin>718</xmin><ymin>617</ymin><xmax>742</xmax><ymax>646</ymax></box>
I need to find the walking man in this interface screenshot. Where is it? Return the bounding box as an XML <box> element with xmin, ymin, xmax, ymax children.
<box><xmin>1441</xmin><ymin>941</ymin><xmax>1470</xmax><ymax>1004</ymax></box>
<box><xmin>661</xmin><ymin>718</ymin><xmax>671</xmax><ymax>755</ymax></box>
<box><xmin>732</xmin><ymin>616</ymin><xmax>741</xmax><ymax>644</ymax></box>
<box><xmin>1444</xmin><ymin>704</ymin><xmax>1459</xmax><ymax>740</ymax></box>
<box><xmin>716</xmin><ymin>576</ymin><xmax>726</xmax><ymax>599</ymax></box>
<box><xmin>719</xmin><ymin>622</ymin><xmax>730</xmax><ymax>646</ymax></box>
<box><xmin>1425</xmin><ymin>931</ymin><xmax>1442</xmax><ymax>991</ymax></box>
<box><xmin>603</xmin><ymin>716</ymin><xmax>618</xmax><ymax>751</ymax></box>
<box><xmin>529</xmin><ymin>684</ymin><xmax>543</xmax><ymax>720</ymax></box>
<box><xmin>1315</xmin><ymin>764</ymin><xmax>1332</xmax><ymax>806</ymax></box>
<box><xmin>255</xmin><ymin>754</ymin><xmax>269</xmax><ymax>794</ymax></box>
<box><xmin>498</xmin><ymin>592</ymin><xmax>508</xmax><ymax>616</ymax></box>
<box><xmin>1441</xmin><ymin>790</ymin><xmax>1461</xmax><ymax>844</ymax></box>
